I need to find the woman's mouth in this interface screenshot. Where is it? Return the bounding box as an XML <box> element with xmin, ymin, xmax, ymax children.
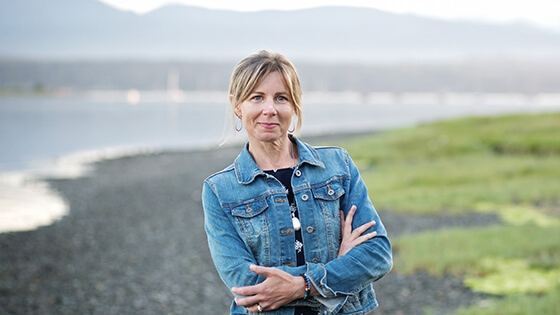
<box><xmin>259</xmin><ymin>122</ymin><xmax>278</xmax><ymax>129</ymax></box>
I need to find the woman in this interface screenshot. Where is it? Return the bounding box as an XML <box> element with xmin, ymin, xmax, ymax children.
<box><xmin>202</xmin><ymin>51</ymin><xmax>392</xmax><ymax>315</ymax></box>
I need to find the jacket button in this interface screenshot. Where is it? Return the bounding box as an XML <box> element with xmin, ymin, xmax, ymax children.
<box><xmin>295</xmin><ymin>170</ymin><xmax>302</xmax><ymax>177</ymax></box>
<box><xmin>306</xmin><ymin>226</ymin><xmax>314</xmax><ymax>233</ymax></box>
<box><xmin>312</xmin><ymin>258</ymin><xmax>319</xmax><ymax>263</ymax></box>
<box><xmin>328</xmin><ymin>189</ymin><xmax>335</xmax><ymax>196</ymax></box>
<box><xmin>301</xmin><ymin>194</ymin><xmax>309</xmax><ymax>201</ymax></box>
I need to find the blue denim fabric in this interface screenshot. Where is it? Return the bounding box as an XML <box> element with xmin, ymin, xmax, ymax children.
<box><xmin>202</xmin><ymin>138</ymin><xmax>393</xmax><ymax>315</ymax></box>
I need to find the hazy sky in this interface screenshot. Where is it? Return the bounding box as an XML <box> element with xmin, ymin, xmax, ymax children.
<box><xmin>100</xmin><ymin>0</ymin><xmax>560</xmax><ymax>30</ymax></box>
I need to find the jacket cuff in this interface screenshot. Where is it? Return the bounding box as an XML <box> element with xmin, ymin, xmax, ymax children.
<box><xmin>306</xmin><ymin>263</ymin><xmax>337</xmax><ymax>298</ymax></box>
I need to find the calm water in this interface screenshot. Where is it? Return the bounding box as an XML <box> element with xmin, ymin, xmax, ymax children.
<box><xmin>0</xmin><ymin>94</ymin><xmax>226</xmax><ymax>172</ymax></box>
<box><xmin>1</xmin><ymin>90</ymin><xmax>560</xmax><ymax>173</ymax></box>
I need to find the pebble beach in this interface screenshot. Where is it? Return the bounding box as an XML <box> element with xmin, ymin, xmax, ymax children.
<box><xmin>0</xmin><ymin>135</ymin><xmax>499</xmax><ymax>315</ymax></box>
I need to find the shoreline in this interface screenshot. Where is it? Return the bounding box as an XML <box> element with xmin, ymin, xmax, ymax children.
<box><xmin>0</xmin><ymin>130</ymin><xmax>376</xmax><ymax>234</ymax></box>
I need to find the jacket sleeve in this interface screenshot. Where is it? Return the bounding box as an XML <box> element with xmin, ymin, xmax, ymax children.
<box><xmin>305</xmin><ymin>149</ymin><xmax>393</xmax><ymax>299</ymax></box>
<box><xmin>202</xmin><ymin>179</ymin><xmax>262</xmax><ymax>292</ymax></box>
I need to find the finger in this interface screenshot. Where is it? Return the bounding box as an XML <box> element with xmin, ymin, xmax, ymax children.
<box><xmin>247</xmin><ymin>304</ymin><xmax>263</xmax><ymax>313</ymax></box>
<box><xmin>340</xmin><ymin>210</ymin><xmax>351</xmax><ymax>238</ymax></box>
<box><xmin>346</xmin><ymin>205</ymin><xmax>357</xmax><ymax>223</ymax></box>
<box><xmin>356</xmin><ymin>231</ymin><xmax>377</xmax><ymax>243</ymax></box>
<box><xmin>249</xmin><ymin>264</ymin><xmax>287</xmax><ymax>282</ymax></box>
<box><xmin>233</xmin><ymin>296</ymin><xmax>260</xmax><ymax>307</ymax></box>
<box><xmin>249</xmin><ymin>264</ymin><xmax>274</xmax><ymax>277</ymax></box>
<box><xmin>231</xmin><ymin>285</ymin><xmax>258</xmax><ymax>296</ymax></box>
<box><xmin>344</xmin><ymin>205</ymin><xmax>357</xmax><ymax>228</ymax></box>
<box><xmin>351</xmin><ymin>220</ymin><xmax>376</xmax><ymax>237</ymax></box>
<box><xmin>347</xmin><ymin>231</ymin><xmax>377</xmax><ymax>249</ymax></box>
<box><xmin>231</xmin><ymin>276</ymin><xmax>267</xmax><ymax>297</ymax></box>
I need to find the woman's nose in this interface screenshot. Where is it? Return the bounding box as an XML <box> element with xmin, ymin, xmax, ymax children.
<box><xmin>262</xmin><ymin>98</ymin><xmax>277</xmax><ymax>115</ymax></box>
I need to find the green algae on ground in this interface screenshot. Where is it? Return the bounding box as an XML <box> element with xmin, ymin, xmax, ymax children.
<box><xmin>464</xmin><ymin>257</ymin><xmax>560</xmax><ymax>295</ymax></box>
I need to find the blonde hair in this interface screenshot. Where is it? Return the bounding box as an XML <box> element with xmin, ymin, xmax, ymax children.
<box><xmin>229</xmin><ymin>50</ymin><xmax>303</xmax><ymax>133</ymax></box>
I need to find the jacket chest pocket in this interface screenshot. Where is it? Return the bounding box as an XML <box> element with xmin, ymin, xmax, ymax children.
<box><xmin>312</xmin><ymin>180</ymin><xmax>345</xmax><ymax>219</ymax></box>
<box><xmin>230</xmin><ymin>198</ymin><xmax>270</xmax><ymax>238</ymax></box>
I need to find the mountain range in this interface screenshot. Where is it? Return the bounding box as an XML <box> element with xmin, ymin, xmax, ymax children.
<box><xmin>1</xmin><ymin>0</ymin><xmax>560</xmax><ymax>62</ymax></box>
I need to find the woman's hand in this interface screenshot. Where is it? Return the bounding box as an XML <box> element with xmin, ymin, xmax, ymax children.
<box><xmin>231</xmin><ymin>265</ymin><xmax>305</xmax><ymax>312</ymax></box>
<box><xmin>338</xmin><ymin>205</ymin><xmax>377</xmax><ymax>257</ymax></box>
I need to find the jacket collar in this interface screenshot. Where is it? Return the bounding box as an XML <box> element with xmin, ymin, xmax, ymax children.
<box><xmin>233</xmin><ymin>135</ymin><xmax>326</xmax><ymax>185</ymax></box>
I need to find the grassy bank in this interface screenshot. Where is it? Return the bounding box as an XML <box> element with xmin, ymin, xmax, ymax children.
<box><xmin>338</xmin><ymin>112</ymin><xmax>560</xmax><ymax>314</ymax></box>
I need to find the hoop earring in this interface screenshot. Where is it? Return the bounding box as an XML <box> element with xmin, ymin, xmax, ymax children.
<box><xmin>288</xmin><ymin>118</ymin><xmax>296</xmax><ymax>133</ymax></box>
<box><xmin>235</xmin><ymin>117</ymin><xmax>243</xmax><ymax>132</ymax></box>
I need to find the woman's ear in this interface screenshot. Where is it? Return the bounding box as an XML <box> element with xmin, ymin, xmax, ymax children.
<box><xmin>231</xmin><ymin>95</ymin><xmax>242</xmax><ymax>118</ymax></box>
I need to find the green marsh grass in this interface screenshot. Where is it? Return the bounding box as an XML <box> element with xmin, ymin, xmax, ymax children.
<box><xmin>335</xmin><ymin>112</ymin><xmax>560</xmax><ymax>314</ymax></box>
<box><xmin>340</xmin><ymin>113</ymin><xmax>560</xmax><ymax>215</ymax></box>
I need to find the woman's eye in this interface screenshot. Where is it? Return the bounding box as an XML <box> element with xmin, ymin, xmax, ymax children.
<box><xmin>252</xmin><ymin>95</ymin><xmax>263</xmax><ymax>101</ymax></box>
<box><xmin>277</xmin><ymin>96</ymin><xmax>288</xmax><ymax>102</ymax></box>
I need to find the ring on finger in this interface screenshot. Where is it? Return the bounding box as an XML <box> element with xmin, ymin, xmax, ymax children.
<box><xmin>257</xmin><ymin>303</ymin><xmax>263</xmax><ymax>312</ymax></box>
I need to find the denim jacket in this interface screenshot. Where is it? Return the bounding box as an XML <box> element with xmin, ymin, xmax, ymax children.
<box><xmin>202</xmin><ymin>137</ymin><xmax>392</xmax><ymax>315</ymax></box>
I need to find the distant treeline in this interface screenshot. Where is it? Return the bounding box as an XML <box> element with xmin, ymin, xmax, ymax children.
<box><xmin>1</xmin><ymin>58</ymin><xmax>559</xmax><ymax>93</ymax></box>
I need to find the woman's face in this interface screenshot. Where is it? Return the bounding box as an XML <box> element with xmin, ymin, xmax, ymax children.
<box><xmin>234</xmin><ymin>71</ymin><xmax>295</xmax><ymax>144</ymax></box>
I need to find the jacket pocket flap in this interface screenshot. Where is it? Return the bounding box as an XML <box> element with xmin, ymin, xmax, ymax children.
<box><xmin>231</xmin><ymin>198</ymin><xmax>269</xmax><ymax>218</ymax></box>
<box><xmin>312</xmin><ymin>180</ymin><xmax>345</xmax><ymax>201</ymax></box>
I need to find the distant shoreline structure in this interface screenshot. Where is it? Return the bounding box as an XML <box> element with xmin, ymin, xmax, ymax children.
<box><xmin>4</xmin><ymin>89</ymin><xmax>560</xmax><ymax>108</ymax></box>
